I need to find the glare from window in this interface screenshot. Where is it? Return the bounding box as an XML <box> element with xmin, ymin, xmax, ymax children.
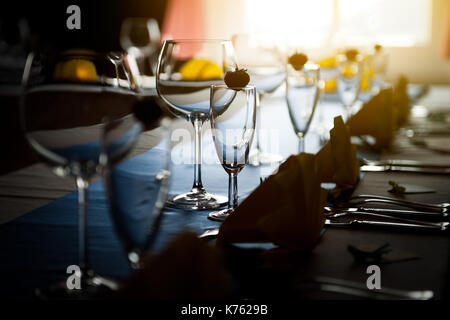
<box><xmin>244</xmin><ymin>0</ymin><xmax>334</xmax><ymax>48</ymax></box>
<box><xmin>336</xmin><ymin>0</ymin><xmax>431</xmax><ymax>47</ymax></box>
<box><xmin>243</xmin><ymin>0</ymin><xmax>431</xmax><ymax>48</ymax></box>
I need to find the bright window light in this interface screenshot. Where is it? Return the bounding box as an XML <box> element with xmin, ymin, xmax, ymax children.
<box><xmin>242</xmin><ymin>0</ymin><xmax>431</xmax><ymax>47</ymax></box>
<box><xmin>244</xmin><ymin>0</ymin><xmax>334</xmax><ymax>48</ymax></box>
<box><xmin>336</xmin><ymin>0</ymin><xmax>431</xmax><ymax>47</ymax></box>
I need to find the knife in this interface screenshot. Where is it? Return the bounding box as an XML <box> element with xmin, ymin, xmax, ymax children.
<box><xmin>360</xmin><ymin>165</ymin><xmax>450</xmax><ymax>175</ymax></box>
<box><xmin>362</xmin><ymin>159</ymin><xmax>450</xmax><ymax>169</ymax></box>
<box><xmin>325</xmin><ymin>219</ymin><xmax>449</xmax><ymax>232</ymax></box>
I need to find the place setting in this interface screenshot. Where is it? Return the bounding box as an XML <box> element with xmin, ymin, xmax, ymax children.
<box><xmin>0</xmin><ymin>0</ymin><xmax>450</xmax><ymax>307</ymax></box>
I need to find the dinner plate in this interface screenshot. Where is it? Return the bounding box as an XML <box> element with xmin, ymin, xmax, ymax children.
<box><xmin>422</xmin><ymin>136</ymin><xmax>450</xmax><ymax>154</ymax></box>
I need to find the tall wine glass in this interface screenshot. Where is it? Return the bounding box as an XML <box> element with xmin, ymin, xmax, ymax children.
<box><xmin>102</xmin><ymin>115</ymin><xmax>171</xmax><ymax>270</ymax></box>
<box><xmin>20</xmin><ymin>50</ymin><xmax>138</xmax><ymax>298</ymax></box>
<box><xmin>370</xmin><ymin>45</ymin><xmax>389</xmax><ymax>94</ymax></box>
<box><xmin>286</xmin><ymin>60</ymin><xmax>320</xmax><ymax>153</ymax></box>
<box><xmin>120</xmin><ymin>18</ymin><xmax>161</xmax><ymax>78</ymax></box>
<box><xmin>156</xmin><ymin>39</ymin><xmax>236</xmax><ymax>210</ymax></box>
<box><xmin>208</xmin><ymin>84</ymin><xmax>257</xmax><ymax>221</ymax></box>
<box><xmin>336</xmin><ymin>50</ymin><xmax>363</xmax><ymax>119</ymax></box>
<box><xmin>232</xmin><ymin>34</ymin><xmax>286</xmax><ymax>165</ymax></box>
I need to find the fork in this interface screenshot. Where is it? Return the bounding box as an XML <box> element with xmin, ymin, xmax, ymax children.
<box><xmin>325</xmin><ymin>209</ymin><xmax>447</xmax><ymax>226</ymax></box>
<box><xmin>348</xmin><ymin>195</ymin><xmax>449</xmax><ymax>213</ymax></box>
<box><xmin>324</xmin><ymin>206</ymin><xmax>448</xmax><ymax>220</ymax></box>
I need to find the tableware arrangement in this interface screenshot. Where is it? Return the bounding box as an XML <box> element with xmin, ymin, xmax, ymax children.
<box><xmin>156</xmin><ymin>39</ymin><xmax>236</xmax><ymax>210</ymax></box>
<box><xmin>285</xmin><ymin>53</ymin><xmax>321</xmax><ymax>153</ymax></box>
<box><xmin>208</xmin><ymin>84</ymin><xmax>257</xmax><ymax>221</ymax></box>
<box><xmin>20</xmin><ymin>50</ymin><xmax>138</xmax><ymax>298</ymax></box>
<box><xmin>232</xmin><ymin>34</ymin><xmax>286</xmax><ymax>165</ymax></box>
<box><xmin>336</xmin><ymin>50</ymin><xmax>363</xmax><ymax>119</ymax></box>
<box><xmin>102</xmin><ymin>116</ymin><xmax>172</xmax><ymax>269</ymax></box>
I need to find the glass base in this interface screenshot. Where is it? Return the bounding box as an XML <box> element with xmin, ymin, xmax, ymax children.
<box><xmin>208</xmin><ymin>207</ymin><xmax>234</xmax><ymax>222</ymax></box>
<box><xmin>35</xmin><ymin>274</ymin><xmax>118</xmax><ymax>300</ymax></box>
<box><xmin>248</xmin><ymin>149</ymin><xmax>283</xmax><ymax>166</ymax></box>
<box><xmin>166</xmin><ymin>190</ymin><xmax>228</xmax><ymax>210</ymax></box>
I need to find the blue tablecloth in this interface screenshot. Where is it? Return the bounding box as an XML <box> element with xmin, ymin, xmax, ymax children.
<box><xmin>0</xmin><ymin>91</ymin><xmax>375</xmax><ymax>299</ymax></box>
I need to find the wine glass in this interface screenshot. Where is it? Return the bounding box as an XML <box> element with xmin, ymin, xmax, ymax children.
<box><xmin>102</xmin><ymin>115</ymin><xmax>171</xmax><ymax>270</ymax></box>
<box><xmin>232</xmin><ymin>34</ymin><xmax>286</xmax><ymax>166</ymax></box>
<box><xmin>208</xmin><ymin>84</ymin><xmax>257</xmax><ymax>221</ymax></box>
<box><xmin>286</xmin><ymin>59</ymin><xmax>320</xmax><ymax>153</ymax></box>
<box><xmin>120</xmin><ymin>18</ymin><xmax>161</xmax><ymax>81</ymax></box>
<box><xmin>336</xmin><ymin>50</ymin><xmax>363</xmax><ymax>119</ymax></box>
<box><xmin>156</xmin><ymin>39</ymin><xmax>236</xmax><ymax>210</ymax></box>
<box><xmin>20</xmin><ymin>50</ymin><xmax>138</xmax><ymax>298</ymax></box>
<box><xmin>370</xmin><ymin>45</ymin><xmax>389</xmax><ymax>94</ymax></box>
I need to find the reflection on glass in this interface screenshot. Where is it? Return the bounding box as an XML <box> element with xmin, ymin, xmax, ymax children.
<box><xmin>286</xmin><ymin>62</ymin><xmax>320</xmax><ymax>153</ymax></box>
<box><xmin>337</xmin><ymin>51</ymin><xmax>363</xmax><ymax>118</ymax></box>
<box><xmin>156</xmin><ymin>39</ymin><xmax>236</xmax><ymax>210</ymax></box>
<box><xmin>232</xmin><ymin>34</ymin><xmax>286</xmax><ymax>165</ymax></box>
<box><xmin>120</xmin><ymin>17</ymin><xmax>161</xmax><ymax>79</ymax></box>
<box><xmin>21</xmin><ymin>50</ymin><xmax>137</xmax><ymax>298</ymax></box>
<box><xmin>208</xmin><ymin>84</ymin><xmax>257</xmax><ymax>222</ymax></box>
<box><xmin>103</xmin><ymin>116</ymin><xmax>171</xmax><ymax>270</ymax></box>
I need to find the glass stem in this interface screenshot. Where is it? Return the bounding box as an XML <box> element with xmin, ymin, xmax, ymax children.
<box><xmin>228</xmin><ymin>172</ymin><xmax>238</xmax><ymax>209</ymax></box>
<box><xmin>255</xmin><ymin>92</ymin><xmax>262</xmax><ymax>152</ymax></box>
<box><xmin>191</xmin><ymin>117</ymin><xmax>204</xmax><ymax>192</ymax></box>
<box><xmin>76</xmin><ymin>176</ymin><xmax>90</xmax><ymax>277</ymax></box>
<box><xmin>298</xmin><ymin>133</ymin><xmax>305</xmax><ymax>154</ymax></box>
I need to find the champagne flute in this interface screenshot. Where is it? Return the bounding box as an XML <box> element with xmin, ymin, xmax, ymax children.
<box><xmin>156</xmin><ymin>39</ymin><xmax>236</xmax><ymax>210</ymax></box>
<box><xmin>232</xmin><ymin>34</ymin><xmax>286</xmax><ymax>165</ymax></box>
<box><xmin>336</xmin><ymin>50</ymin><xmax>363</xmax><ymax>119</ymax></box>
<box><xmin>370</xmin><ymin>44</ymin><xmax>389</xmax><ymax>94</ymax></box>
<box><xmin>208</xmin><ymin>84</ymin><xmax>257</xmax><ymax>221</ymax></box>
<box><xmin>20</xmin><ymin>50</ymin><xmax>138</xmax><ymax>298</ymax></box>
<box><xmin>102</xmin><ymin>115</ymin><xmax>171</xmax><ymax>270</ymax></box>
<box><xmin>286</xmin><ymin>58</ymin><xmax>320</xmax><ymax>153</ymax></box>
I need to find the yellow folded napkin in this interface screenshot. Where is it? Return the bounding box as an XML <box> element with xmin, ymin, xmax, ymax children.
<box><xmin>393</xmin><ymin>75</ymin><xmax>411</xmax><ymax>126</ymax></box>
<box><xmin>315</xmin><ymin>116</ymin><xmax>360</xmax><ymax>187</ymax></box>
<box><xmin>118</xmin><ymin>232</ymin><xmax>232</xmax><ymax>300</ymax></box>
<box><xmin>346</xmin><ymin>88</ymin><xmax>398</xmax><ymax>149</ymax></box>
<box><xmin>218</xmin><ymin>153</ymin><xmax>327</xmax><ymax>250</ymax></box>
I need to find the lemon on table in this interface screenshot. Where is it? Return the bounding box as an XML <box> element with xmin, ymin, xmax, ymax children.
<box><xmin>324</xmin><ymin>78</ymin><xmax>336</xmax><ymax>92</ymax></box>
<box><xmin>318</xmin><ymin>56</ymin><xmax>336</xmax><ymax>68</ymax></box>
<box><xmin>54</xmin><ymin>58</ymin><xmax>98</xmax><ymax>82</ymax></box>
<box><xmin>179</xmin><ymin>58</ymin><xmax>223</xmax><ymax>80</ymax></box>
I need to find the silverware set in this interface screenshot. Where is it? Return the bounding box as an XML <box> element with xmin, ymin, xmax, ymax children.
<box><xmin>295</xmin><ymin>276</ymin><xmax>434</xmax><ymax>300</ymax></box>
<box><xmin>326</xmin><ymin>194</ymin><xmax>449</xmax><ymax>232</ymax></box>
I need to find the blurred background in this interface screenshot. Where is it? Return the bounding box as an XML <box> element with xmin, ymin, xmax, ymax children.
<box><xmin>2</xmin><ymin>0</ymin><xmax>449</xmax><ymax>84</ymax></box>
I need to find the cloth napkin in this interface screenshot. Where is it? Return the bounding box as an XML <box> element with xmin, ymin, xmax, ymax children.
<box><xmin>117</xmin><ymin>232</ymin><xmax>232</xmax><ymax>299</ymax></box>
<box><xmin>346</xmin><ymin>87</ymin><xmax>398</xmax><ymax>149</ymax></box>
<box><xmin>315</xmin><ymin>116</ymin><xmax>360</xmax><ymax>187</ymax></box>
<box><xmin>218</xmin><ymin>153</ymin><xmax>327</xmax><ymax>250</ymax></box>
<box><xmin>393</xmin><ymin>75</ymin><xmax>411</xmax><ymax>126</ymax></box>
